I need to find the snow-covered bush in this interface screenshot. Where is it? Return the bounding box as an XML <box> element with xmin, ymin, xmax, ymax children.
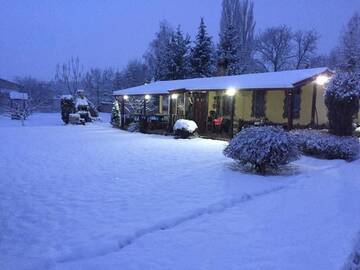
<box><xmin>325</xmin><ymin>71</ymin><xmax>360</xmax><ymax>136</ymax></box>
<box><xmin>111</xmin><ymin>100</ymin><xmax>120</xmax><ymax>128</ymax></box>
<box><xmin>293</xmin><ymin>130</ymin><xmax>359</xmax><ymax>161</ymax></box>
<box><xmin>224</xmin><ymin>126</ymin><xmax>300</xmax><ymax>173</ymax></box>
<box><xmin>173</xmin><ymin>119</ymin><xmax>198</xmax><ymax>139</ymax></box>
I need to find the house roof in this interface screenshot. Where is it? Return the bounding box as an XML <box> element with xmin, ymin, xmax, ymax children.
<box><xmin>9</xmin><ymin>91</ymin><xmax>28</xmax><ymax>100</ymax></box>
<box><xmin>0</xmin><ymin>78</ymin><xmax>23</xmax><ymax>91</ymax></box>
<box><xmin>113</xmin><ymin>67</ymin><xmax>331</xmax><ymax>96</ymax></box>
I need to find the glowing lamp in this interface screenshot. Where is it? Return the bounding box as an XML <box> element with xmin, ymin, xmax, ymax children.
<box><xmin>123</xmin><ymin>95</ymin><xmax>129</xmax><ymax>100</ymax></box>
<box><xmin>171</xmin><ymin>93</ymin><xmax>178</xmax><ymax>99</ymax></box>
<box><xmin>145</xmin><ymin>94</ymin><xmax>151</xmax><ymax>100</ymax></box>
<box><xmin>316</xmin><ymin>75</ymin><xmax>330</xmax><ymax>86</ymax></box>
<box><xmin>226</xmin><ymin>87</ymin><xmax>237</xmax><ymax>97</ymax></box>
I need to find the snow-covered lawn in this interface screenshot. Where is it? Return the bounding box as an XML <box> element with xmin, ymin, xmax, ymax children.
<box><xmin>0</xmin><ymin>113</ymin><xmax>359</xmax><ymax>270</ymax></box>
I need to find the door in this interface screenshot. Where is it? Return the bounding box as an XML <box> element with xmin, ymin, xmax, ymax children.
<box><xmin>192</xmin><ymin>92</ymin><xmax>208</xmax><ymax>133</ymax></box>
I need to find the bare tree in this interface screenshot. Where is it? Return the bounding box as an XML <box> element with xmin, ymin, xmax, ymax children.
<box><xmin>237</xmin><ymin>0</ymin><xmax>256</xmax><ymax>73</ymax></box>
<box><xmin>256</xmin><ymin>25</ymin><xmax>293</xmax><ymax>71</ymax></box>
<box><xmin>293</xmin><ymin>30</ymin><xmax>319</xmax><ymax>69</ymax></box>
<box><xmin>55</xmin><ymin>57</ymin><xmax>83</xmax><ymax>96</ymax></box>
<box><xmin>15</xmin><ymin>77</ymin><xmax>55</xmax><ymax>111</ymax></box>
<box><xmin>83</xmin><ymin>68</ymin><xmax>102</xmax><ymax>106</ymax></box>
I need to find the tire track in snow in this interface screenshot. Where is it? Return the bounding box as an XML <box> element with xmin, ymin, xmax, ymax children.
<box><xmin>56</xmin><ymin>185</ymin><xmax>286</xmax><ymax>264</ymax></box>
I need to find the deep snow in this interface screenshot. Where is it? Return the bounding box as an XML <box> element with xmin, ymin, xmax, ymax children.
<box><xmin>0</xmin><ymin>113</ymin><xmax>359</xmax><ymax>270</ymax></box>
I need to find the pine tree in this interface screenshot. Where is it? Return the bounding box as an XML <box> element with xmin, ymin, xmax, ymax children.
<box><xmin>190</xmin><ymin>18</ymin><xmax>216</xmax><ymax>77</ymax></box>
<box><xmin>144</xmin><ymin>20</ymin><xmax>174</xmax><ymax>81</ymax></box>
<box><xmin>219</xmin><ymin>0</ymin><xmax>256</xmax><ymax>74</ymax></box>
<box><xmin>218</xmin><ymin>23</ymin><xmax>241</xmax><ymax>75</ymax></box>
<box><xmin>339</xmin><ymin>12</ymin><xmax>360</xmax><ymax>73</ymax></box>
<box><xmin>160</xmin><ymin>26</ymin><xmax>191</xmax><ymax>80</ymax></box>
<box><xmin>111</xmin><ymin>99</ymin><xmax>121</xmax><ymax>128</ymax></box>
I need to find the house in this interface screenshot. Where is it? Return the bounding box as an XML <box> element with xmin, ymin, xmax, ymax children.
<box><xmin>0</xmin><ymin>78</ymin><xmax>25</xmax><ymax>112</ymax></box>
<box><xmin>113</xmin><ymin>67</ymin><xmax>335</xmax><ymax>137</ymax></box>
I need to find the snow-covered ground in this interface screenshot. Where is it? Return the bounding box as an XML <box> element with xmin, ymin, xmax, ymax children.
<box><xmin>0</xmin><ymin>113</ymin><xmax>359</xmax><ymax>270</ymax></box>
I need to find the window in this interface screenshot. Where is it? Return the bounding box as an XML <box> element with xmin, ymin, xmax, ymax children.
<box><xmin>221</xmin><ymin>95</ymin><xmax>232</xmax><ymax>116</ymax></box>
<box><xmin>283</xmin><ymin>89</ymin><xmax>301</xmax><ymax>119</ymax></box>
<box><xmin>252</xmin><ymin>91</ymin><xmax>266</xmax><ymax>118</ymax></box>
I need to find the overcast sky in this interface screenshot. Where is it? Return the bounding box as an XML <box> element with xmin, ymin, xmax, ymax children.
<box><xmin>0</xmin><ymin>0</ymin><xmax>359</xmax><ymax>81</ymax></box>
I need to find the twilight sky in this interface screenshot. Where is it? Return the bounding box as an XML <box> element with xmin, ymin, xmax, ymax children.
<box><xmin>0</xmin><ymin>0</ymin><xmax>359</xmax><ymax>81</ymax></box>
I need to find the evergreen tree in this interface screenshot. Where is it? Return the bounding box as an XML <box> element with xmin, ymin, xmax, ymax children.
<box><xmin>220</xmin><ymin>0</ymin><xmax>256</xmax><ymax>74</ymax></box>
<box><xmin>218</xmin><ymin>23</ymin><xmax>241</xmax><ymax>75</ymax></box>
<box><xmin>339</xmin><ymin>12</ymin><xmax>360</xmax><ymax>73</ymax></box>
<box><xmin>325</xmin><ymin>71</ymin><xmax>360</xmax><ymax>136</ymax></box>
<box><xmin>144</xmin><ymin>20</ymin><xmax>174</xmax><ymax>81</ymax></box>
<box><xmin>111</xmin><ymin>99</ymin><xmax>121</xmax><ymax>128</ymax></box>
<box><xmin>190</xmin><ymin>18</ymin><xmax>216</xmax><ymax>77</ymax></box>
<box><xmin>160</xmin><ymin>26</ymin><xmax>191</xmax><ymax>80</ymax></box>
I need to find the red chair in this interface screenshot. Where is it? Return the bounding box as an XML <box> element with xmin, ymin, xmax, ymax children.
<box><xmin>213</xmin><ymin>117</ymin><xmax>223</xmax><ymax>133</ymax></box>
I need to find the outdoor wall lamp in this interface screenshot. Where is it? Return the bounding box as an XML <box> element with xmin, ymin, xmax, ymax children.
<box><xmin>123</xmin><ymin>95</ymin><xmax>129</xmax><ymax>100</ymax></box>
<box><xmin>316</xmin><ymin>75</ymin><xmax>330</xmax><ymax>86</ymax></box>
<box><xmin>145</xmin><ymin>94</ymin><xmax>151</xmax><ymax>100</ymax></box>
<box><xmin>171</xmin><ymin>93</ymin><xmax>178</xmax><ymax>99</ymax></box>
<box><xmin>226</xmin><ymin>87</ymin><xmax>237</xmax><ymax>96</ymax></box>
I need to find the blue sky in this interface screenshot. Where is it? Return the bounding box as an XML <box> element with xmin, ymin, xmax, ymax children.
<box><xmin>0</xmin><ymin>0</ymin><xmax>359</xmax><ymax>80</ymax></box>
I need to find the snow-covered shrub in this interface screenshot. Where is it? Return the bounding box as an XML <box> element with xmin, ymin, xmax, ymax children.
<box><xmin>293</xmin><ymin>130</ymin><xmax>359</xmax><ymax>161</ymax></box>
<box><xmin>111</xmin><ymin>100</ymin><xmax>120</xmax><ymax>128</ymax></box>
<box><xmin>224</xmin><ymin>126</ymin><xmax>300</xmax><ymax>173</ymax></box>
<box><xmin>173</xmin><ymin>119</ymin><xmax>198</xmax><ymax>139</ymax></box>
<box><xmin>325</xmin><ymin>71</ymin><xmax>360</xmax><ymax>136</ymax></box>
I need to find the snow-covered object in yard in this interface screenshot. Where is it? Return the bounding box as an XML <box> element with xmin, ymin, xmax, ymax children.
<box><xmin>293</xmin><ymin>130</ymin><xmax>359</xmax><ymax>161</ymax></box>
<box><xmin>61</xmin><ymin>95</ymin><xmax>73</xmax><ymax>100</ymax></box>
<box><xmin>9</xmin><ymin>91</ymin><xmax>28</xmax><ymax>100</ymax></box>
<box><xmin>224</xmin><ymin>126</ymin><xmax>300</xmax><ymax>173</ymax></box>
<box><xmin>113</xmin><ymin>67</ymin><xmax>330</xmax><ymax>96</ymax></box>
<box><xmin>75</xmin><ymin>97</ymin><xmax>89</xmax><ymax>107</ymax></box>
<box><xmin>173</xmin><ymin>119</ymin><xmax>198</xmax><ymax>133</ymax></box>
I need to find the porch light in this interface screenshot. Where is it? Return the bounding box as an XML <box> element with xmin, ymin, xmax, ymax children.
<box><xmin>226</xmin><ymin>87</ymin><xmax>237</xmax><ymax>96</ymax></box>
<box><xmin>171</xmin><ymin>93</ymin><xmax>178</xmax><ymax>99</ymax></box>
<box><xmin>316</xmin><ymin>75</ymin><xmax>330</xmax><ymax>86</ymax></box>
<box><xmin>123</xmin><ymin>95</ymin><xmax>129</xmax><ymax>100</ymax></box>
<box><xmin>145</xmin><ymin>94</ymin><xmax>151</xmax><ymax>100</ymax></box>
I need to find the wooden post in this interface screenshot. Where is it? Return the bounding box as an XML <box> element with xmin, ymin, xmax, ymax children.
<box><xmin>168</xmin><ymin>94</ymin><xmax>173</xmax><ymax>132</ymax></box>
<box><xmin>143</xmin><ymin>96</ymin><xmax>147</xmax><ymax>131</ymax></box>
<box><xmin>287</xmin><ymin>89</ymin><xmax>294</xmax><ymax>130</ymax></box>
<box><xmin>120</xmin><ymin>97</ymin><xmax>125</xmax><ymax>129</ymax></box>
<box><xmin>230</xmin><ymin>95</ymin><xmax>235</xmax><ymax>138</ymax></box>
<box><xmin>310</xmin><ymin>84</ymin><xmax>317</xmax><ymax>128</ymax></box>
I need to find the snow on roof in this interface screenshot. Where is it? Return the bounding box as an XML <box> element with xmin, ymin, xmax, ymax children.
<box><xmin>9</xmin><ymin>91</ymin><xmax>28</xmax><ymax>100</ymax></box>
<box><xmin>113</xmin><ymin>67</ymin><xmax>331</xmax><ymax>96</ymax></box>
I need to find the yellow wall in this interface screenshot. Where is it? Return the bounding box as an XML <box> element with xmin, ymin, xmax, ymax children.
<box><xmin>265</xmin><ymin>90</ymin><xmax>286</xmax><ymax>123</ymax></box>
<box><xmin>233</xmin><ymin>82</ymin><xmax>329</xmax><ymax>126</ymax></box>
<box><xmin>203</xmin><ymin>82</ymin><xmax>330</xmax><ymax>127</ymax></box>
<box><xmin>315</xmin><ymin>84</ymin><xmax>328</xmax><ymax>125</ymax></box>
<box><xmin>297</xmin><ymin>84</ymin><xmax>312</xmax><ymax>126</ymax></box>
<box><xmin>234</xmin><ymin>91</ymin><xmax>252</xmax><ymax>120</ymax></box>
<box><xmin>208</xmin><ymin>91</ymin><xmax>216</xmax><ymax>114</ymax></box>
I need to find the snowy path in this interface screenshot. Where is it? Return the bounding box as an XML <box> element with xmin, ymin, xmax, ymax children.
<box><xmin>0</xmin><ymin>113</ymin><xmax>359</xmax><ymax>270</ymax></box>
